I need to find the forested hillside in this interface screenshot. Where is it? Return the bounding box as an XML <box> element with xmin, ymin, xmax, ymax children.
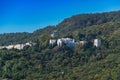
<box><xmin>1</xmin><ymin>11</ymin><xmax>120</xmax><ymax>45</ymax></box>
<box><xmin>0</xmin><ymin>11</ymin><xmax>120</xmax><ymax>80</ymax></box>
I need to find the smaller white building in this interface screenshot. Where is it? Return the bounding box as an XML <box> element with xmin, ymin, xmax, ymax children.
<box><xmin>49</xmin><ymin>39</ymin><xmax>56</xmax><ymax>46</ymax></box>
<box><xmin>0</xmin><ymin>46</ymin><xmax>6</xmax><ymax>49</ymax></box>
<box><xmin>14</xmin><ymin>44</ymin><xmax>25</xmax><ymax>50</ymax></box>
<box><xmin>79</xmin><ymin>41</ymin><xmax>87</xmax><ymax>46</ymax></box>
<box><xmin>93</xmin><ymin>39</ymin><xmax>101</xmax><ymax>47</ymax></box>
<box><xmin>25</xmin><ymin>42</ymin><xmax>32</xmax><ymax>46</ymax></box>
<box><xmin>6</xmin><ymin>45</ymin><xmax>14</xmax><ymax>50</ymax></box>
<box><xmin>57</xmin><ymin>39</ymin><xmax>63</xmax><ymax>47</ymax></box>
<box><xmin>51</xmin><ymin>31</ymin><xmax>58</xmax><ymax>38</ymax></box>
<box><xmin>0</xmin><ymin>42</ymin><xmax>36</xmax><ymax>50</ymax></box>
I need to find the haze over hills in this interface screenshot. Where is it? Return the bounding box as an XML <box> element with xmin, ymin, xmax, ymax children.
<box><xmin>0</xmin><ymin>11</ymin><xmax>120</xmax><ymax>80</ymax></box>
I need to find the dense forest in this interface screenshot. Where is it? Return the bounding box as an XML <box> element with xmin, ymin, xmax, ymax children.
<box><xmin>0</xmin><ymin>11</ymin><xmax>120</xmax><ymax>80</ymax></box>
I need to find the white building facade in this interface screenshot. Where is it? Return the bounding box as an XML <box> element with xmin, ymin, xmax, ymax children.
<box><xmin>57</xmin><ymin>38</ymin><xmax>75</xmax><ymax>48</ymax></box>
<box><xmin>57</xmin><ymin>39</ymin><xmax>63</xmax><ymax>47</ymax></box>
<box><xmin>93</xmin><ymin>39</ymin><xmax>101</xmax><ymax>47</ymax></box>
<box><xmin>49</xmin><ymin>39</ymin><xmax>56</xmax><ymax>46</ymax></box>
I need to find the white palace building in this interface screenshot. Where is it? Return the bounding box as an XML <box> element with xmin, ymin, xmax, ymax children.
<box><xmin>49</xmin><ymin>31</ymin><xmax>101</xmax><ymax>48</ymax></box>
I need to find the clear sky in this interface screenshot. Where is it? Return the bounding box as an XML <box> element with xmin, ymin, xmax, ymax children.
<box><xmin>0</xmin><ymin>0</ymin><xmax>120</xmax><ymax>33</ymax></box>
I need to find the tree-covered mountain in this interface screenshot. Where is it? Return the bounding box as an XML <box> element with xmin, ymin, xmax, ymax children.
<box><xmin>0</xmin><ymin>11</ymin><xmax>120</xmax><ymax>80</ymax></box>
<box><xmin>1</xmin><ymin>11</ymin><xmax>120</xmax><ymax>45</ymax></box>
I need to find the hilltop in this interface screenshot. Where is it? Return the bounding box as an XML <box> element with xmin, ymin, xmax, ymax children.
<box><xmin>0</xmin><ymin>11</ymin><xmax>120</xmax><ymax>80</ymax></box>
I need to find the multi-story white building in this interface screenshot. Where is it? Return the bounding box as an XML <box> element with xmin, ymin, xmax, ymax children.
<box><xmin>57</xmin><ymin>39</ymin><xmax>63</xmax><ymax>47</ymax></box>
<box><xmin>57</xmin><ymin>38</ymin><xmax>75</xmax><ymax>48</ymax></box>
<box><xmin>93</xmin><ymin>39</ymin><xmax>101</xmax><ymax>47</ymax></box>
<box><xmin>49</xmin><ymin>39</ymin><xmax>56</xmax><ymax>46</ymax></box>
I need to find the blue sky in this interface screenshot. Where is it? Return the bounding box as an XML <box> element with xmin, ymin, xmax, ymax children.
<box><xmin>0</xmin><ymin>0</ymin><xmax>120</xmax><ymax>33</ymax></box>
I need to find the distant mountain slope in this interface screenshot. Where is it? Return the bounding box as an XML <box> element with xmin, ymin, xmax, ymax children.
<box><xmin>0</xmin><ymin>11</ymin><xmax>120</xmax><ymax>45</ymax></box>
<box><xmin>56</xmin><ymin>11</ymin><xmax>120</xmax><ymax>32</ymax></box>
<box><xmin>34</xmin><ymin>11</ymin><xmax>120</xmax><ymax>37</ymax></box>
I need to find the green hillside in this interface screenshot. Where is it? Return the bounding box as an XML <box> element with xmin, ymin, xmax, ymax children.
<box><xmin>1</xmin><ymin>11</ymin><xmax>120</xmax><ymax>45</ymax></box>
<box><xmin>0</xmin><ymin>11</ymin><xmax>120</xmax><ymax>80</ymax></box>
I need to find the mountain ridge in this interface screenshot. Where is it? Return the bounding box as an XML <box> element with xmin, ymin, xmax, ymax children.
<box><xmin>0</xmin><ymin>10</ymin><xmax>120</xmax><ymax>46</ymax></box>
<box><xmin>0</xmin><ymin>10</ymin><xmax>120</xmax><ymax>80</ymax></box>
